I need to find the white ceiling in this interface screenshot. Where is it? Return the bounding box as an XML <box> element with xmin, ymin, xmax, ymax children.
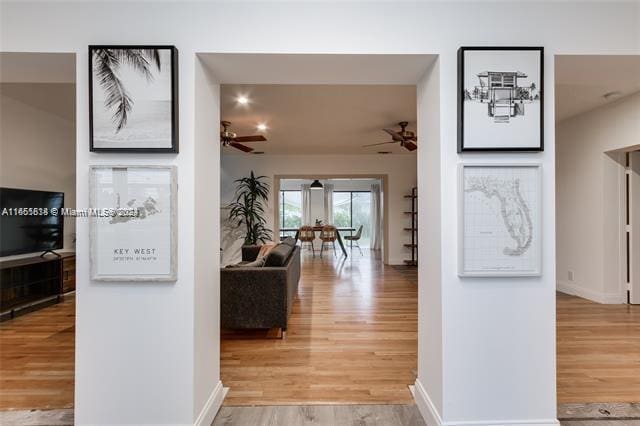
<box><xmin>221</xmin><ymin>84</ymin><xmax>417</xmax><ymax>155</ymax></box>
<box><xmin>555</xmin><ymin>55</ymin><xmax>640</xmax><ymax>122</ymax></box>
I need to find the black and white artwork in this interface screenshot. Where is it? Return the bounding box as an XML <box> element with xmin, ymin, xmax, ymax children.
<box><xmin>458</xmin><ymin>47</ymin><xmax>543</xmax><ymax>152</ymax></box>
<box><xmin>89</xmin><ymin>46</ymin><xmax>178</xmax><ymax>153</ymax></box>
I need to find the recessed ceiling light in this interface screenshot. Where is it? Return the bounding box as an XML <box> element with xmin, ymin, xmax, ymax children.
<box><xmin>257</xmin><ymin>123</ymin><xmax>268</xmax><ymax>131</ymax></box>
<box><xmin>603</xmin><ymin>91</ymin><xmax>622</xmax><ymax>100</ymax></box>
<box><xmin>236</xmin><ymin>95</ymin><xmax>249</xmax><ymax>105</ymax></box>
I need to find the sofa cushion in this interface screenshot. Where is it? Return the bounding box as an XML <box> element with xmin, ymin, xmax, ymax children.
<box><xmin>264</xmin><ymin>243</ymin><xmax>294</xmax><ymax>267</ymax></box>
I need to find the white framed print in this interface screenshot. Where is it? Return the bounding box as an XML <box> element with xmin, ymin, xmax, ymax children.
<box><xmin>458</xmin><ymin>163</ymin><xmax>542</xmax><ymax>277</ymax></box>
<box><xmin>90</xmin><ymin>165</ymin><xmax>177</xmax><ymax>281</ymax></box>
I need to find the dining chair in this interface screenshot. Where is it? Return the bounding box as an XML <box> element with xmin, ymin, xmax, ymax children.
<box><xmin>319</xmin><ymin>225</ymin><xmax>338</xmax><ymax>258</ymax></box>
<box><xmin>343</xmin><ymin>224</ymin><xmax>364</xmax><ymax>255</ymax></box>
<box><xmin>298</xmin><ymin>225</ymin><xmax>316</xmax><ymax>257</ymax></box>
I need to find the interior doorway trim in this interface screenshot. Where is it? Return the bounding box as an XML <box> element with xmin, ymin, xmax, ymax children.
<box><xmin>274</xmin><ymin>174</ymin><xmax>390</xmax><ymax>264</ymax></box>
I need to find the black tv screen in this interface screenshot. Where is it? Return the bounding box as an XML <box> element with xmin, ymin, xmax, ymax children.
<box><xmin>0</xmin><ymin>188</ymin><xmax>64</xmax><ymax>257</ymax></box>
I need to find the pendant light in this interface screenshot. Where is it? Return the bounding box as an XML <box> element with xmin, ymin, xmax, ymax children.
<box><xmin>310</xmin><ymin>179</ymin><xmax>323</xmax><ymax>189</ymax></box>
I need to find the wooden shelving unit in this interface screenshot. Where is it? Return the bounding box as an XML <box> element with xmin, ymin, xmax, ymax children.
<box><xmin>404</xmin><ymin>187</ymin><xmax>418</xmax><ymax>266</ymax></box>
<box><xmin>0</xmin><ymin>253</ymin><xmax>75</xmax><ymax>321</ymax></box>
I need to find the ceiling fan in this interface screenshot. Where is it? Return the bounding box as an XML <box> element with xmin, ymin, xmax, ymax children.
<box><xmin>220</xmin><ymin>120</ymin><xmax>267</xmax><ymax>152</ymax></box>
<box><xmin>363</xmin><ymin>121</ymin><xmax>417</xmax><ymax>152</ymax></box>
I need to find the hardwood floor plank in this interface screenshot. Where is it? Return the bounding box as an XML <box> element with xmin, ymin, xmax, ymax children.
<box><xmin>0</xmin><ymin>297</ymin><xmax>75</xmax><ymax>410</ymax></box>
<box><xmin>220</xmin><ymin>251</ymin><xmax>418</xmax><ymax>406</ymax></box>
<box><xmin>556</xmin><ymin>292</ymin><xmax>640</xmax><ymax>404</ymax></box>
<box><xmin>212</xmin><ymin>404</ymin><xmax>426</xmax><ymax>426</ymax></box>
<box><xmin>2</xmin><ymin>253</ymin><xmax>640</xmax><ymax>411</ymax></box>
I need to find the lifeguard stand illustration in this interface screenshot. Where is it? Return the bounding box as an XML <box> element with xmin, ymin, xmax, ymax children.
<box><xmin>467</xmin><ymin>71</ymin><xmax>537</xmax><ymax>123</ymax></box>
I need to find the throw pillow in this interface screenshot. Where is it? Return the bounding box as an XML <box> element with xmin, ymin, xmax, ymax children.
<box><xmin>258</xmin><ymin>243</ymin><xmax>276</xmax><ymax>258</ymax></box>
<box><xmin>225</xmin><ymin>256</ymin><xmax>266</xmax><ymax>268</ymax></box>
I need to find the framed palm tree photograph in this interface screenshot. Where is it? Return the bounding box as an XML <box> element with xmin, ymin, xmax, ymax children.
<box><xmin>89</xmin><ymin>45</ymin><xmax>179</xmax><ymax>153</ymax></box>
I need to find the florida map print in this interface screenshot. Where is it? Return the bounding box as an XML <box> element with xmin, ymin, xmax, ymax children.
<box><xmin>460</xmin><ymin>165</ymin><xmax>541</xmax><ymax>276</ymax></box>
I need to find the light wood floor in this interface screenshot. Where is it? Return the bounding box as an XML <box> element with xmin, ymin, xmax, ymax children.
<box><xmin>221</xmin><ymin>251</ymin><xmax>418</xmax><ymax>406</ymax></box>
<box><xmin>212</xmin><ymin>404</ymin><xmax>426</xmax><ymax>425</ymax></box>
<box><xmin>0</xmin><ymin>296</ymin><xmax>75</xmax><ymax>410</ymax></box>
<box><xmin>2</xmin><ymin>253</ymin><xmax>640</xmax><ymax>411</ymax></box>
<box><xmin>556</xmin><ymin>292</ymin><xmax>640</xmax><ymax>404</ymax></box>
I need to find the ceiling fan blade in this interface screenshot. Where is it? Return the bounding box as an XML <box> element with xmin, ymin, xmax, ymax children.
<box><xmin>403</xmin><ymin>141</ymin><xmax>418</xmax><ymax>151</ymax></box>
<box><xmin>362</xmin><ymin>141</ymin><xmax>397</xmax><ymax>148</ymax></box>
<box><xmin>230</xmin><ymin>142</ymin><xmax>254</xmax><ymax>153</ymax></box>
<box><xmin>233</xmin><ymin>135</ymin><xmax>267</xmax><ymax>143</ymax></box>
<box><xmin>382</xmin><ymin>128</ymin><xmax>404</xmax><ymax>141</ymax></box>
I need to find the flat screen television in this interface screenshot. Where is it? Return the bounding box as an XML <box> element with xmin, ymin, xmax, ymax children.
<box><xmin>0</xmin><ymin>188</ymin><xmax>64</xmax><ymax>257</ymax></box>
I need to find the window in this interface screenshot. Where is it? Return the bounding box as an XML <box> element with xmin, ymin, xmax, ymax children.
<box><xmin>332</xmin><ymin>191</ymin><xmax>372</xmax><ymax>247</ymax></box>
<box><xmin>280</xmin><ymin>190</ymin><xmax>302</xmax><ymax>238</ymax></box>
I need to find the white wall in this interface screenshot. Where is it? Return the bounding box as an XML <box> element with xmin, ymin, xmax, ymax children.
<box><xmin>556</xmin><ymin>92</ymin><xmax>640</xmax><ymax>303</ymax></box>
<box><xmin>2</xmin><ymin>1</ymin><xmax>638</xmax><ymax>425</ymax></box>
<box><xmin>221</xmin><ymin>154</ymin><xmax>416</xmax><ymax>265</ymax></box>
<box><xmin>417</xmin><ymin>58</ymin><xmax>444</xmax><ymax>417</ymax></box>
<box><xmin>193</xmin><ymin>57</ymin><xmax>223</xmax><ymax>423</ymax></box>
<box><xmin>0</xmin><ymin>83</ymin><xmax>76</xmax><ymax>255</ymax></box>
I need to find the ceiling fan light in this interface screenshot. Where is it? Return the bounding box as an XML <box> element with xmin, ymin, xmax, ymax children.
<box><xmin>310</xmin><ymin>179</ymin><xmax>323</xmax><ymax>189</ymax></box>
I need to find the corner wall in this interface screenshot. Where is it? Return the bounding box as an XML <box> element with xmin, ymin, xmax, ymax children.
<box><xmin>556</xmin><ymin>92</ymin><xmax>640</xmax><ymax>303</ymax></box>
<box><xmin>415</xmin><ymin>58</ymin><xmax>444</xmax><ymax>420</ymax></box>
<box><xmin>193</xmin><ymin>57</ymin><xmax>225</xmax><ymax>424</ymax></box>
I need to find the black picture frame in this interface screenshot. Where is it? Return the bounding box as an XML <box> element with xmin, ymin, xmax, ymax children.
<box><xmin>457</xmin><ymin>46</ymin><xmax>544</xmax><ymax>153</ymax></box>
<box><xmin>89</xmin><ymin>45</ymin><xmax>179</xmax><ymax>153</ymax></box>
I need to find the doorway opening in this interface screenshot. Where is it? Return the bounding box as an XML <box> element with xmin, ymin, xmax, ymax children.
<box><xmin>555</xmin><ymin>54</ymin><xmax>640</xmax><ymax>418</ymax></box>
<box><xmin>203</xmin><ymin>53</ymin><xmax>437</xmax><ymax>406</ymax></box>
<box><xmin>274</xmin><ymin>175</ymin><xmax>388</xmax><ymax>262</ymax></box>
<box><xmin>0</xmin><ymin>52</ymin><xmax>77</xmax><ymax>423</ymax></box>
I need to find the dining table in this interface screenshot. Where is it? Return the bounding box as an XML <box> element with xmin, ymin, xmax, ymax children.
<box><xmin>279</xmin><ymin>226</ymin><xmax>355</xmax><ymax>257</ymax></box>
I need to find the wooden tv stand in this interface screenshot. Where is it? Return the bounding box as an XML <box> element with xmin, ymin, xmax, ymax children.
<box><xmin>0</xmin><ymin>252</ymin><xmax>75</xmax><ymax>321</ymax></box>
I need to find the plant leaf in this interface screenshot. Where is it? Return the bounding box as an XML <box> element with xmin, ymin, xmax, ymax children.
<box><xmin>93</xmin><ymin>49</ymin><xmax>133</xmax><ymax>132</ymax></box>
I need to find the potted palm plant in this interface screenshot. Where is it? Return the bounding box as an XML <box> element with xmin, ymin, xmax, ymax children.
<box><xmin>228</xmin><ymin>171</ymin><xmax>273</xmax><ymax>245</ymax></box>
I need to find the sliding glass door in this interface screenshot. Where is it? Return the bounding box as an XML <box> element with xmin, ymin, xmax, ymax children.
<box><xmin>332</xmin><ymin>191</ymin><xmax>372</xmax><ymax>247</ymax></box>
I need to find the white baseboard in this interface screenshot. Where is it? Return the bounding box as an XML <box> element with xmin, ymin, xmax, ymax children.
<box><xmin>413</xmin><ymin>379</ymin><xmax>559</xmax><ymax>426</ymax></box>
<box><xmin>194</xmin><ymin>381</ymin><xmax>227</xmax><ymax>426</ymax></box>
<box><xmin>413</xmin><ymin>379</ymin><xmax>443</xmax><ymax>426</ymax></box>
<box><xmin>557</xmin><ymin>280</ymin><xmax>624</xmax><ymax>304</ymax></box>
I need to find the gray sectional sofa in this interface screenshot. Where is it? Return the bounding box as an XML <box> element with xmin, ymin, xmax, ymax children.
<box><xmin>220</xmin><ymin>237</ymin><xmax>301</xmax><ymax>338</ymax></box>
